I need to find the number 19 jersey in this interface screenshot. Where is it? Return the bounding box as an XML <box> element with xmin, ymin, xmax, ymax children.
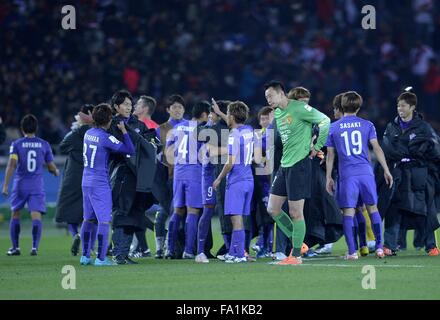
<box><xmin>325</xmin><ymin>115</ymin><xmax>377</xmax><ymax>180</ymax></box>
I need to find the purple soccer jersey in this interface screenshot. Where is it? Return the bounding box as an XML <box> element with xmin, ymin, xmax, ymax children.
<box><xmin>326</xmin><ymin>115</ymin><xmax>378</xmax><ymax>208</ymax></box>
<box><xmin>9</xmin><ymin>137</ymin><xmax>54</xmax><ymax>213</ymax></box>
<box><xmin>167</xmin><ymin>120</ymin><xmax>203</xmax><ymax>208</ymax></box>
<box><xmin>224</xmin><ymin>125</ymin><xmax>255</xmax><ymax>215</ymax></box>
<box><xmin>81</xmin><ymin>128</ymin><xmax>134</xmax><ymax>220</ymax></box>
<box><xmin>326</xmin><ymin>115</ymin><xmax>377</xmax><ymax>179</ymax></box>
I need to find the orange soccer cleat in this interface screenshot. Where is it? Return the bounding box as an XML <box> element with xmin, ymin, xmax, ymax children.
<box><xmin>276</xmin><ymin>255</ymin><xmax>303</xmax><ymax>265</ymax></box>
<box><xmin>428</xmin><ymin>247</ymin><xmax>440</xmax><ymax>257</ymax></box>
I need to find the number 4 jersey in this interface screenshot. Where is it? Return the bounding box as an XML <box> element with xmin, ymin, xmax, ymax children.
<box><xmin>325</xmin><ymin>115</ymin><xmax>377</xmax><ymax>180</ymax></box>
<box><xmin>9</xmin><ymin>136</ymin><xmax>54</xmax><ymax>192</ymax></box>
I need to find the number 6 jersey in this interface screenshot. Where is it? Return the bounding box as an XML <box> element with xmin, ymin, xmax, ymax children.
<box><xmin>325</xmin><ymin>115</ymin><xmax>377</xmax><ymax>180</ymax></box>
<box><xmin>9</xmin><ymin>136</ymin><xmax>54</xmax><ymax>191</ymax></box>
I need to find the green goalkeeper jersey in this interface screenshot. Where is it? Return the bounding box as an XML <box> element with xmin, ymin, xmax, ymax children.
<box><xmin>274</xmin><ymin>99</ymin><xmax>330</xmax><ymax>168</ymax></box>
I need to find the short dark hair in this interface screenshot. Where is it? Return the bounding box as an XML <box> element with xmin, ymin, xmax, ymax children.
<box><xmin>192</xmin><ymin>101</ymin><xmax>211</xmax><ymax>119</ymax></box>
<box><xmin>92</xmin><ymin>103</ymin><xmax>113</xmax><ymax>127</ymax></box>
<box><xmin>80</xmin><ymin>104</ymin><xmax>94</xmax><ymax>115</ymax></box>
<box><xmin>264</xmin><ymin>80</ymin><xmax>285</xmax><ymax>93</ymax></box>
<box><xmin>166</xmin><ymin>94</ymin><xmax>185</xmax><ymax>109</ymax></box>
<box><xmin>397</xmin><ymin>92</ymin><xmax>417</xmax><ymax>107</ymax></box>
<box><xmin>228</xmin><ymin>101</ymin><xmax>249</xmax><ymax>124</ymax></box>
<box><xmin>111</xmin><ymin>90</ymin><xmax>133</xmax><ymax>110</ymax></box>
<box><xmin>211</xmin><ymin>100</ymin><xmax>230</xmax><ymax>115</ymax></box>
<box><xmin>287</xmin><ymin>87</ymin><xmax>311</xmax><ymax>100</ymax></box>
<box><xmin>333</xmin><ymin>93</ymin><xmax>344</xmax><ymax>111</ymax></box>
<box><xmin>138</xmin><ymin>95</ymin><xmax>157</xmax><ymax>115</ymax></box>
<box><xmin>21</xmin><ymin>114</ymin><xmax>38</xmax><ymax>134</ymax></box>
<box><xmin>258</xmin><ymin>106</ymin><xmax>273</xmax><ymax>120</ymax></box>
<box><xmin>341</xmin><ymin>91</ymin><xmax>363</xmax><ymax>113</ymax></box>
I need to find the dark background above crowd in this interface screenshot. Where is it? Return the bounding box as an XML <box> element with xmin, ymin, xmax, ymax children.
<box><xmin>1</xmin><ymin>0</ymin><xmax>439</xmax><ymax>150</ymax></box>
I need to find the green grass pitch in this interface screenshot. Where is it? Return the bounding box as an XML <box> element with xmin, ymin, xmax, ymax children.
<box><xmin>0</xmin><ymin>216</ymin><xmax>440</xmax><ymax>300</ymax></box>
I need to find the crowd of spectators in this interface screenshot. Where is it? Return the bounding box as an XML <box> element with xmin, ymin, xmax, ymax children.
<box><xmin>1</xmin><ymin>0</ymin><xmax>439</xmax><ymax>151</ymax></box>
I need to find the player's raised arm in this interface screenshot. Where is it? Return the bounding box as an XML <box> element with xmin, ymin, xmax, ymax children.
<box><xmin>211</xmin><ymin>98</ymin><xmax>228</xmax><ymax>123</ymax></box>
<box><xmin>370</xmin><ymin>138</ymin><xmax>393</xmax><ymax>188</ymax></box>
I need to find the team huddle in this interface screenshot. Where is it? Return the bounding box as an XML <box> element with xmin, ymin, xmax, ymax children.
<box><xmin>2</xmin><ymin>80</ymin><xmax>439</xmax><ymax>265</ymax></box>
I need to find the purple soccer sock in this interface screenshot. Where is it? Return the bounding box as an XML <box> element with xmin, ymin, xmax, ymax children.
<box><xmin>197</xmin><ymin>207</ymin><xmax>214</xmax><ymax>254</ymax></box>
<box><xmin>184</xmin><ymin>213</ymin><xmax>199</xmax><ymax>255</ymax></box>
<box><xmin>229</xmin><ymin>229</ymin><xmax>245</xmax><ymax>258</ymax></box>
<box><xmin>80</xmin><ymin>221</ymin><xmax>94</xmax><ymax>258</ymax></box>
<box><xmin>10</xmin><ymin>218</ymin><xmax>20</xmax><ymax>249</ymax></box>
<box><xmin>97</xmin><ymin>223</ymin><xmax>110</xmax><ymax>261</ymax></box>
<box><xmin>355</xmin><ymin>209</ymin><xmax>367</xmax><ymax>247</ymax></box>
<box><xmin>32</xmin><ymin>220</ymin><xmax>42</xmax><ymax>250</ymax></box>
<box><xmin>369</xmin><ymin>212</ymin><xmax>383</xmax><ymax>249</ymax></box>
<box><xmin>223</xmin><ymin>233</ymin><xmax>231</xmax><ymax>251</ymax></box>
<box><xmin>343</xmin><ymin>216</ymin><xmax>356</xmax><ymax>255</ymax></box>
<box><xmin>67</xmin><ymin>223</ymin><xmax>79</xmax><ymax>238</ymax></box>
<box><xmin>89</xmin><ymin>222</ymin><xmax>98</xmax><ymax>252</ymax></box>
<box><xmin>256</xmin><ymin>228</ymin><xmax>265</xmax><ymax>248</ymax></box>
<box><xmin>167</xmin><ymin>213</ymin><xmax>183</xmax><ymax>254</ymax></box>
<box><xmin>353</xmin><ymin>214</ymin><xmax>359</xmax><ymax>250</ymax></box>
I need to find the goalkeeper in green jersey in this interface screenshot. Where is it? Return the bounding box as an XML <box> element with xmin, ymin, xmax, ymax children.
<box><xmin>264</xmin><ymin>80</ymin><xmax>330</xmax><ymax>265</ymax></box>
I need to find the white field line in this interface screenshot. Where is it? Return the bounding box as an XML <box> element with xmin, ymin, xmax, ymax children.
<box><xmin>268</xmin><ymin>261</ymin><xmax>425</xmax><ymax>268</ymax></box>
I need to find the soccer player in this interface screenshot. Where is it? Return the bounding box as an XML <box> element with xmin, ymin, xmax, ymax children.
<box><xmin>264</xmin><ymin>80</ymin><xmax>330</xmax><ymax>265</ymax></box>
<box><xmin>213</xmin><ymin>101</ymin><xmax>258</xmax><ymax>263</ymax></box>
<box><xmin>154</xmin><ymin>94</ymin><xmax>185</xmax><ymax>259</ymax></box>
<box><xmin>165</xmin><ymin>101</ymin><xmax>210</xmax><ymax>259</ymax></box>
<box><xmin>325</xmin><ymin>91</ymin><xmax>393</xmax><ymax>259</ymax></box>
<box><xmin>2</xmin><ymin>114</ymin><xmax>59</xmax><ymax>256</ymax></box>
<box><xmin>80</xmin><ymin>103</ymin><xmax>135</xmax><ymax>266</ymax></box>
<box><xmin>133</xmin><ymin>95</ymin><xmax>159</xmax><ymax>129</ymax></box>
<box><xmin>195</xmin><ymin>102</ymin><xmax>226</xmax><ymax>263</ymax></box>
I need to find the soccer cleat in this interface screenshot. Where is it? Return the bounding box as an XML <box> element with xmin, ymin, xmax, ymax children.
<box><xmin>71</xmin><ymin>234</ymin><xmax>80</xmax><ymax>256</ymax></box>
<box><xmin>360</xmin><ymin>246</ymin><xmax>370</xmax><ymax>257</ymax></box>
<box><xmin>375</xmin><ymin>248</ymin><xmax>385</xmax><ymax>259</ymax></box>
<box><xmin>217</xmin><ymin>253</ymin><xmax>234</xmax><ymax>261</ymax></box>
<box><xmin>314</xmin><ymin>244</ymin><xmax>333</xmax><ymax>255</ymax></box>
<box><xmin>383</xmin><ymin>247</ymin><xmax>397</xmax><ymax>256</ymax></box>
<box><xmin>195</xmin><ymin>253</ymin><xmax>209</xmax><ymax>263</ymax></box>
<box><xmin>244</xmin><ymin>251</ymin><xmax>256</xmax><ymax>262</ymax></box>
<box><xmin>271</xmin><ymin>252</ymin><xmax>287</xmax><ymax>261</ymax></box>
<box><xmin>80</xmin><ymin>255</ymin><xmax>93</xmax><ymax>265</ymax></box>
<box><xmin>225</xmin><ymin>256</ymin><xmax>247</xmax><ymax>264</ymax></box>
<box><xmin>256</xmin><ymin>249</ymin><xmax>271</xmax><ymax>259</ymax></box>
<box><xmin>367</xmin><ymin>240</ymin><xmax>376</xmax><ymax>253</ymax></box>
<box><xmin>164</xmin><ymin>250</ymin><xmax>176</xmax><ymax>259</ymax></box>
<box><xmin>303</xmin><ymin>249</ymin><xmax>318</xmax><ymax>258</ymax></box>
<box><xmin>182</xmin><ymin>252</ymin><xmax>195</xmax><ymax>259</ymax></box>
<box><xmin>30</xmin><ymin>248</ymin><xmax>37</xmax><ymax>256</ymax></box>
<box><xmin>124</xmin><ymin>256</ymin><xmax>138</xmax><ymax>264</ymax></box>
<box><xmin>129</xmin><ymin>249</ymin><xmax>151</xmax><ymax>259</ymax></box>
<box><xmin>275</xmin><ymin>255</ymin><xmax>302</xmax><ymax>265</ymax></box>
<box><xmin>94</xmin><ymin>257</ymin><xmax>116</xmax><ymax>266</ymax></box>
<box><xmin>428</xmin><ymin>247</ymin><xmax>440</xmax><ymax>257</ymax></box>
<box><xmin>344</xmin><ymin>252</ymin><xmax>359</xmax><ymax>260</ymax></box>
<box><xmin>155</xmin><ymin>249</ymin><xmax>164</xmax><ymax>259</ymax></box>
<box><xmin>251</xmin><ymin>244</ymin><xmax>261</xmax><ymax>253</ymax></box>
<box><xmin>112</xmin><ymin>255</ymin><xmax>128</xmax><ymax>265</ymax></box>
<box><xmin>7</xmin><ymin>248</ymin><xmax>21</xmax><ymax>256</ymax></box>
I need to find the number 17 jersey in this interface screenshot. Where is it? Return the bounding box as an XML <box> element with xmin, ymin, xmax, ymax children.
<box><xmin>325</xmin><ymin>115</ymin><xmax>377</xmax><ymax>180</ymax></box>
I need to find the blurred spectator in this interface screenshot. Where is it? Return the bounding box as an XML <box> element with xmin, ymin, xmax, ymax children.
<box><xmin>0</xmin><ymin>0</ymin><xmax>439</xmax><ymax>147</ymax></box>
